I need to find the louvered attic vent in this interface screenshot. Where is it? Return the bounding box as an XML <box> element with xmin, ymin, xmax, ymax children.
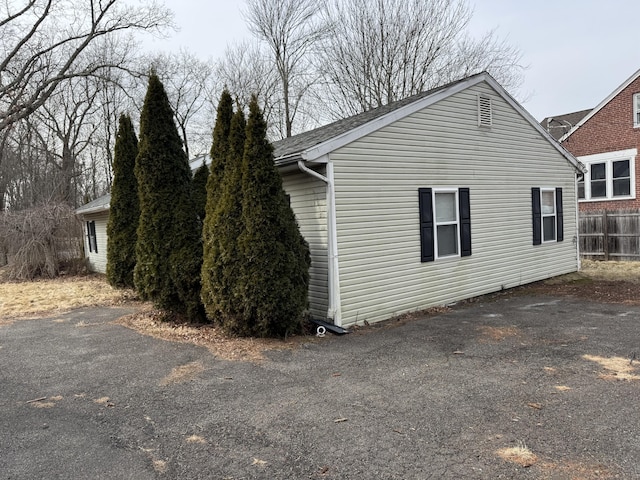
<box><xmin>477</xmin><ymin>95</ymin><xmax>492</xmax><ymax>127</ymax></box>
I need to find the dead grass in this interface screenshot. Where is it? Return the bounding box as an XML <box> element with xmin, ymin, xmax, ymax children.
<box><xmin>476</xmin><ymin>325</ymin><xmax>520</xmax><ymax>342</ymax></box>
<box><xmin>540</xmin><ymin>460</ymin><xmax>617</xmax><ymax>479</ymax></box>
<box><xmin>580</xmin><ymin>259</ymin><xmax>640</xmax><ymax>283</ymax></box>
<box><xmin>583</xmin><ymin>354</ymin><xmax>640</xmax><ymax>381</ymax></box>
<box><xmin>185</xmin><ymin>435</ymin><xmax>206</xmax><ymax>444</ymax></box>
<box><xmin>159</xmin><ymin>361</ymin><xmax>205</xmax><ymax>386</ymax></box>
<box><xmin>0</xmin><ymin>271</ymin><xmax>135</xmax><ymax>320</ymax></box>
<box><xmin>496</xmin><ymin>443</ymin><xmax>538</xmax><ymax>467</ymax></box>
<box><xmin>116</xmin><ymin>308</ymin><xmax>304</xmax><ymax>362</ymax></box>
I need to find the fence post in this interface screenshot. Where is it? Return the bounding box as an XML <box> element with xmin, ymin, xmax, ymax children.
<box><xmin>602</xmin><ymin>211</ymin><xmax>609</xmax><ymax>261</ymax></box>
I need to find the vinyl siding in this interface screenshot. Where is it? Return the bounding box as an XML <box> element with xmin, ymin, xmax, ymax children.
<box><xmin>281</xmin><ymin>167</ymin><xmax>329</xmax><ymax>319</ymax></box>
<box><xmin>82</xmin><ymin>212</ymin><xmax>109</xmax><ymax>274</ymax></box>
<box><xmin>330</xmin><ymin>82</ymin><xmax>579</xmax><ymax>327</ymax></box>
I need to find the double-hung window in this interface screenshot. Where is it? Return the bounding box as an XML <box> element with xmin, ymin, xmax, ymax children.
<box><xmin>86</xmin><ymin>221</ymin><xmax>98</xmax><ymax>253</ymax></box>
<box><xmin>532</xmin><ymin>187</ymin><xmax>563</xmax><ymax>245</ymax></box>
<box><xmin>419</xmin><ymin>187</ymin><xmax>471</xmax><ymax>262</ymax></box>
<box><xmin>578</xmin><ymin>149</ymin><xmax>636</xmax><ymax>201</ymax></box>
<box><xmin>634</xmin><ymin>93</ymin><xmax>640</xmax><ymax>128</ymax></box>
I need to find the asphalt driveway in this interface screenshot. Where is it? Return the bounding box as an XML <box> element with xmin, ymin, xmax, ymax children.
<box><xmin>1</xmin><ymin>294</ymin><xmax>640</xmax><ymax>479</ymax></box>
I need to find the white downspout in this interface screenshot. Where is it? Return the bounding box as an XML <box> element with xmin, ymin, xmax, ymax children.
<box><xmin>575</xmin><ymin>173</ymin><xmax>582</xmax><ymax>271</ymax></box>
<box><xmin>297</xmin><ymin>160</ymin><xmax>342</xmax><ymax>326</ymax></box>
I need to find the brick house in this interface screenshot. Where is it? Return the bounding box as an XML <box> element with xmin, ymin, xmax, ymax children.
<box><xmin>549</xmin><ymin>68</ymin><xmax>640</xmax><ymax>212</ymax></box>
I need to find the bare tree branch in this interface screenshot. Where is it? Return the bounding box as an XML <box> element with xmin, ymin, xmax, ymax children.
<box><xmin>0</xmin><ymin>0</ymin><xmax>173</xmax><ymax>131</ymax></box>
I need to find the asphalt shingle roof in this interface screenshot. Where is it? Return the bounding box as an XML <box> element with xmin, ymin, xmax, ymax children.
<box><xmin>540</xmin><ymin>109</ymin><xmax>592</xmax><ymax>141</ymax></box>
<box><xmin>272</xmin><ymin>75</ymin><xmax>479</xmax><ymax>161</ymax></box>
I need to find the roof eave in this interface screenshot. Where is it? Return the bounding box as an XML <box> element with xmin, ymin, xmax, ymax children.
<box><xmin>481</xmin><ymin>75</ymin><xmax>586</xmax><ymax>174</ymax></box>
<box><xmin>560</xmin><ymin>67</ymin><xmax>640</xmax><ymax>142</ymax></box>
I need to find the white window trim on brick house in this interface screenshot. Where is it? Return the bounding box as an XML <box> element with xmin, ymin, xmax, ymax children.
<box><xmin>634</xmin><ymin>93</ymin><xmax>640</xmax><ymax>128</ymax></box>
<box><xmin>577</xmin><ymin>148</ymin><xmax>636</xmax><ymax>202</ymax></box>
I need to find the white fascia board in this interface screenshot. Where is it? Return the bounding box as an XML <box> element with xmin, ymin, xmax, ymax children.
<box><xmin>560</xmin><ymin>67</ymin><xmax>640</xmax><ymax>143</ymax></box>
<box><xmin>482</xmin><ymin>75</ymin><xmax>586</xmax><ymax>174</ymax></box>
<box><xmin>300</xmin><ymin>75</ymin><xmax>488</xmax><ymax>161</ymax></box>
<box><xmin>578</xmin><ymin>148</ymin><xmax>637</xmax><ymax>163</ymax></box>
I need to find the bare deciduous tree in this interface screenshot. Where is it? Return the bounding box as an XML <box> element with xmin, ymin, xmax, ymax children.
<box><xmin>145</xmin><ymin>50</ymin><xmax>216</xmax><ymax>158</ymax></box>
<box><xmin>0</xmin><ymin>0</ymin><xmax>173</xmax><ymax>131</ymax></box>
<box><xmin>244</xmin><ymin>0</ymin><xmax>328</xmax><ymax>137</ymax></box>
<box><xmin>214</xmin><ymin>40</ymin><xmax>284</xmax><ymax>139</ymax></box>
<box><xmin>317</xmin><ymin>0</ymin><xmax>525</xmax><ymax>119</ymax></box>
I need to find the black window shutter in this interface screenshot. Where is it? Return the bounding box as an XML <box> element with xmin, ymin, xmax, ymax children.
<box><xmin>92</xmin><ymin>221</ymin><xmax>98</xmax><ymax>253</ymax></box>
<box><xmin>418</xmin><ymin>188</ymin><xmax>434</xmax><ymax>262</ymax></box>
<box><xmin>532</xmin><ymin>188</ymin><xmax>541</xmax><ymax>245</ymax></box>
<box><xmin>459</xmin><ymin>188</ymin><xmax>471</xmax><ymax>257</ymax></box>
<box><xmin>556</xmin><ymin>187</ymin><xmax>563</xmax><ymax>242</ymax></box>
<box><xmin>86</xmin><ymin>221</ymin><xmax>93</xmax><ymax>253</ymax></box>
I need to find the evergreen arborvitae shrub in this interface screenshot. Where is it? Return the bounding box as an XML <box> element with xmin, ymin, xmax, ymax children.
<box><xmin>205</xmin><ymin>89</ymin><xmax>233</xmax><ymax>214</ymax></box>
<box><xmin>201</xmin><ymin>90</ymin><xmax>234</xmax><ymax>318</ymax></box>
<box><xmin>134</xmin><ymin>72</ymin><xmax>204</xmax><ymax>321</ymax></box>
<box><xmin>192</xmin><ymin>162</ymin><xmax>209</xmax><ymax>222</ymax></box>
<box><xmin>235</xmin><ymin>96</ymin><xmax>311</xmax><ymax>337</ymax></box>
<box><xmin>106</xmin><ymin>114</ymin><xmax>139</xmax><ymax>288</ymax></box>
<box><xmin>201</xmin><ymin>107</ymin><xmax>246</xmax><ymax>323</ymax></box>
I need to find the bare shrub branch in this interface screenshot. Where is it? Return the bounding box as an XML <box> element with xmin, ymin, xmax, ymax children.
<box><xmin>0</xmin><ymin>202</ymin><xmax>84</xmax><ymax>280</ymax></box>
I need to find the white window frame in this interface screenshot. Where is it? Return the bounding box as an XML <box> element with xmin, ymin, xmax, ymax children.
<box><xmin>433</xmin><ymin>188</ymin><xmax>460</xmax><ymax>259</ymax></box>
<box><xmin>578</xmin><ymin>149</ymin><xmax>636</xmax><ymax>202</ymax></box>
<box><xmin>634</xmin><ymin>93</ymin><xmax>640</xmax><ymax>128</ymax></box>
<box><xmin>540</xmin><ymin>188</ymin><xmax>557</xmax><ymax>243</ymax></box>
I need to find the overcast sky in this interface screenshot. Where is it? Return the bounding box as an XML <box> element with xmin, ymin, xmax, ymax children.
<box><xmin>145</xmin><ymin>0</ymin><xmax>640</xmax><ymax>122</ymax></box>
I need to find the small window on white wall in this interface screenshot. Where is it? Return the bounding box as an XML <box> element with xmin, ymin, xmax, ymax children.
<box><xmin>634</xmin><ymin>93</ymin><xmax>640</xmax><ymax>128</ymax></box>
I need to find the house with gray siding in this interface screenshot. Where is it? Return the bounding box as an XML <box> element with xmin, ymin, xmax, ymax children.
<box><xmin>77</xmin><ymin>72</ymin><xmax>582</xmax><ymax>328</ymax></box>
<box><xmin>275</xmin><ymin>72</ymin><xmax>584</xmax><ymax>328</ymax></box>
<box><xmin>75</xmin><ymin>155</ymin><xmax>210</xmax><ymax>274</ymax></box>
<box><xmin>75</xmin><ymin>194</ymin><xmax>111</xmax><ymax>273</ymax></box>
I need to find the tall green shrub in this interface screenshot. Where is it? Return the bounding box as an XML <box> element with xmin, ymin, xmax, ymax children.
<box><xmin>201</xmin><ymin>90</ymin><xmax>234</xmax><ymax>318</ymax></box>
<box><xmin>134</xmin><ymin>72</ymin><xmax>204</xmax><ymax>321</ymax></box>
<box><xmin>201</xmin><ymin>107</ymin><xmax>246</xmax><ymax>323</ymax></box>
<box><xmin>106</xmin><ymin>114</ymin><xmax>139</xmax><ymax>288</ymax></box>
<box><xmin>235</xmin><ymin>96</ymin><xmax>311</xmax><ymax>337</ymax></box>
<box><xmin>205</xmin><ymin>89</ymin><xmax>233</xmax><ymax>213</ymax></box>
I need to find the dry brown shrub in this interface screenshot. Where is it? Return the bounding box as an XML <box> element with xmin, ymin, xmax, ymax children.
<box><xmin>0</xmin><ymin>203</ymin><xmax>85</xmax><ymax>280</ymax></box>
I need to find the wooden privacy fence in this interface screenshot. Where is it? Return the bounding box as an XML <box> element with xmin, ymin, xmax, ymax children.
<box><xmin>579</xmin><ymin>210</ymin><xmax>640</xmax><ymax>261</ymax></box>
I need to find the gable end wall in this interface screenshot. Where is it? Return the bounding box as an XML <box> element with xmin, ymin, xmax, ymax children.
<box><xmin>330</xmin><ymin>82</ymin><xmax>579</xmax><ymax>327</ymax></box>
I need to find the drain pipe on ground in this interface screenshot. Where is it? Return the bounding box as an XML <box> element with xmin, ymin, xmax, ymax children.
<box><xmin>297</xmin><ymin>160</ymin><xmax>342</xmax><ymax>327</ymax></box>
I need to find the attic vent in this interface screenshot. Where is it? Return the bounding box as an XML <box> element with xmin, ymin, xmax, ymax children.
<box><xmin>477</xmin><ymin>95</ymin><xmax>492</xmax><ymax>127</ymax></box>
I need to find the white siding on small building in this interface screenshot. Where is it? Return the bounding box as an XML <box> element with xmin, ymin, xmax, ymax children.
<box><xmin>330</xmin><ymin>82</ymin><xmax>579</xmax><ymax>327</ymax></box>
<box><xmin>81</xmin><ymin>212</ymin><xmax>109</xmax><ymax>274</ymax></box>
<box><xmin>281</xmin><ymin>167</ymin><xmax>329</xmax><ymax>319</ymax></box>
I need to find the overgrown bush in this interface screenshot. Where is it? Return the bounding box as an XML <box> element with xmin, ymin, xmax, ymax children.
<box><xmin>0</xmin><ymin>203</ymin><xmax>84</xmax><ymax>280</ymax></box>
